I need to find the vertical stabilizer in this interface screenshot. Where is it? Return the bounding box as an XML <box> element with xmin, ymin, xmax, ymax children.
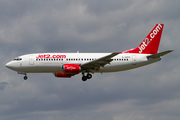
<box><xmin>122</xmin><ymin>24</ymin><xmax>164</xmax><ymax>54</ymax></box>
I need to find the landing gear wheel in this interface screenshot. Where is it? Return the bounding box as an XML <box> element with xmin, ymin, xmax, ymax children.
<box><xmin>24</xmin><ymin>76</ymin><xmax>28</xmax><ymax>80</ymax></box>
<box><xmin>87</xmin><ymin>74</ymin><xmax>92</xmax><ymax>79</ymax></box>
<box><xmin>82</xmin><ymin>76</ymin><xmax>87</xmax><ymax>81</ymax></box>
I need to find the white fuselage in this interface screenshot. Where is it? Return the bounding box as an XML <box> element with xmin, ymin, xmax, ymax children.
<box><xmin>6</xmin><ymin>53</ymin><xmax>160</xmax><ymax>73</ymax></box>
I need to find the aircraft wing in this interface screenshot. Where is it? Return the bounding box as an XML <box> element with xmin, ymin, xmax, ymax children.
<box><xmin>81</xmin><ymin>52</ymin><xmax>119</xmax><ymax>71</ymax></box>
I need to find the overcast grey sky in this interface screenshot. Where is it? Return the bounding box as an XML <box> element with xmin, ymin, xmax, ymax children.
<box><xmin>1</xmin><ymin>0</ymin><xmax>180</xmax><ymax>120</ymax></box>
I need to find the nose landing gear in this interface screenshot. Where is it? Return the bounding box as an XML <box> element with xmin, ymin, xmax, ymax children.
<box><xmin>18</xmin><ymin>71</ymin><xmax>28</xmax><ymax>80</ymax></box>
<box><xmin>24</xmin><ymin>75</ymin><xmax>28</xmax><ymax>80</ymax></box>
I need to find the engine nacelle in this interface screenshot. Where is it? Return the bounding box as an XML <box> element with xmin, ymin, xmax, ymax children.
<box><xmin>54</xmin><ymin>73</ymin><xmax>72</xmax><ymax>78</ymax></box>
<box><xmin>62</xmin><ymin>64</ymin><xmax>81</xmax><ymax>74</ymax></box>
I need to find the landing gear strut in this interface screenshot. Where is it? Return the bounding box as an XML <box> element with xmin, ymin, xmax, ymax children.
<box><xmin>82</xmin><ymin>73</ymin><xmax>92</xmax><ymax>81</ymax></box>
<box><xmin>18</xmin><ymin>71</ymin><xmax>28</xmax><ymax>80</ymax></box>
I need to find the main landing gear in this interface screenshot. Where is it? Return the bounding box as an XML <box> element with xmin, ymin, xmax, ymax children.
<box><xmin>82</xmin><ymin>73</ymin><xmax>92</xmax><ymax>81</ymax></box>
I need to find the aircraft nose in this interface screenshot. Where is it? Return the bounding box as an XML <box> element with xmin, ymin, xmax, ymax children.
<box><xmin>6</xmin><ymin>61</ymin><xmax>18</xmax><ymax>70</ymax></box>
<box><xmin>6</xmin><ymin>62</ymin><xmax>13</xmax><ymax>69</ymax></box>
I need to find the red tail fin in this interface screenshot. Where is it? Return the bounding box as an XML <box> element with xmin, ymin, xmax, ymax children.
<box><xmin>122</xmin><ymin>24</ymin><xmax>164</xmax><ymax>54</ymax></box>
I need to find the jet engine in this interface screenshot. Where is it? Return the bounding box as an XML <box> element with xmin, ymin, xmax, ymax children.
<box><xmin>62</xmin><ymin>64</ymin><xmax>81</xmax><ymax>74</ymax></box>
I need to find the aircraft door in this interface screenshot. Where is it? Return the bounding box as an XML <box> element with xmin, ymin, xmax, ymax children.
<box><xmin>132</xmin><ymin>55</ymin><xmax>136</xmax><ymax>65</ymax></box>
<box><xmin>20</xmin><ymin>62</ymin><xmax>22</xmax><ymax>67</ymax></box>
<box><xmin>29</xmin><ymin>55</ymin><xmax>34</xmax><ymax>65</ymax></box>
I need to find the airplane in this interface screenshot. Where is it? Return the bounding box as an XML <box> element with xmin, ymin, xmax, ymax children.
<box><xmin>6</xmin><ymin>24</ymin><xmax>173</xmax><ymax>81</ymax></box>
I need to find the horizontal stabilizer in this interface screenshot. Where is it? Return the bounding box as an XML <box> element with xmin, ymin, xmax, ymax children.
<box><xmin>147</xmin><ymin>50</ymin><xmax>174</xmax><ymax>58</ymax></box>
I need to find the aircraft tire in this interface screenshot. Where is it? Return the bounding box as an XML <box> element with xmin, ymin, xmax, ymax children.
<box><xmin>24</xmin><ymin>76</ymin><xmax>28</xmax><ymax>80</ymax></box>
<box><xmin>82</xmin><ymin>76</ymin><xmax>87</xmax><ymax>81</ymax></box>
<box><xmin>87</xmin><ymin>74</ymin><xmax>92</xmax><ymax>79</ymax></box>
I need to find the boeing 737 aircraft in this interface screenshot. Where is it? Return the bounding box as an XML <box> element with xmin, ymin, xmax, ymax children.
<box><xmin>6</xmin><ymin>24</ymin><xmax>173</xmax><ymax>81</ymax></box>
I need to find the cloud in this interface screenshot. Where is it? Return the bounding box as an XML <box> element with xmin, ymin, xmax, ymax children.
<box><xmin>0</xmin><ymin>82</ymin><xmax>8</xmax><ymax>90</ymax></box>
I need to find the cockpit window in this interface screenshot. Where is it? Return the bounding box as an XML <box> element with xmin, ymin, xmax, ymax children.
<box><xmin>13</xmin><ymin>58</ymin><xmax>22</xmax><ymax>61</ymax></box>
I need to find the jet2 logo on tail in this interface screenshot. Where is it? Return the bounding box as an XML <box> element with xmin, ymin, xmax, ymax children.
<box><xmin>138</xmin><ymin>38</ymin><xmax>151</xmax><ymax>53</ymax></box>
<box><xmin>138</xmin><ymin>24</ymin><xmax>162</xmax><ymax>53</ymax></box>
